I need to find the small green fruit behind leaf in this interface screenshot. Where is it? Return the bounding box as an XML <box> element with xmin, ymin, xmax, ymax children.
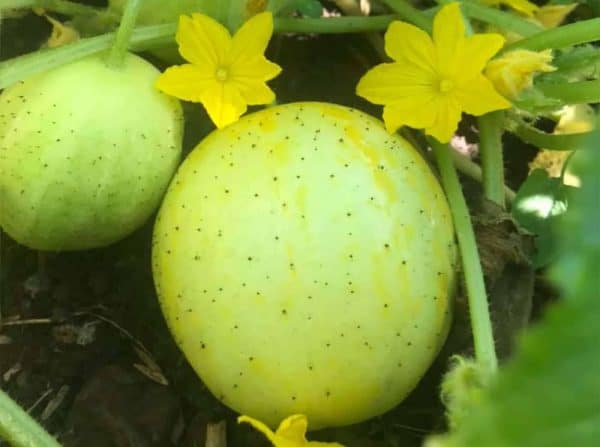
<box><xmin>152</xmin><ymin>102</ymin><xmax>457</xmax><ymax>429</ymax></box>
<box><xmin>0</xmin><ymin>53</ymin><xmax>183</xmax><ymax>251</ymax></box>
<box><xmin>109</xmin><ymin>0</ymin><xmax>209</xmax><ymax>25</ymax></box>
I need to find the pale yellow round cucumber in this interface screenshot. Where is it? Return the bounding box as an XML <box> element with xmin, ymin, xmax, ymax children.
<box><xmin>152</xmin><ymin>102</ymin><xmax>457</xmax><ymax>429</ymax></box>
<box><xmin>0</xmin><ymin>53</ymin><xmax>183</xmax><ymax>250</ymax></box>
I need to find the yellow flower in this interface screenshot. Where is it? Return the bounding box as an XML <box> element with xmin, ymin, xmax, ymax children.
<box><xmin>534</xmin><ymin>4</ymin><xmax>578</xmax><ymax>28</ymax></box>
<box><xmin>238</xmin><ymin>414</ymin><xmax>344</xmax><ymax>447</ymax></box>
<box><xmin>356</xmin><ymin>2</ymin><xmax>511</xmax><ymax>143</ymax></box>
<box><xmin>481</xmin><ymin>0</ymin><xmax>539</xmax><ymax>17</ymax></box>
<box><xmin>44</xmin><ymin>15</ymin><xmax>80</xmax><ymax>48</ymax></box>
<box><xmin>485</xmin><ymin>49</ymin><xmax>555</xmax><ymax>99</ymax></box>
<box><xmin>155</xmin><ymin>12</ymin><xmax>281</xmax><ymax>128</ymax></box>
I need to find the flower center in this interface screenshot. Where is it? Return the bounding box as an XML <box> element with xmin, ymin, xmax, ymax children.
<box><xmin>215</xmin><ymin>67</ymin><xmax>229</xmax><ymax>82</ymax></box>
<box><xmin>438</xmin><ymin>79</ymin><xmax>454</xmax><ymax>94</ymax></box>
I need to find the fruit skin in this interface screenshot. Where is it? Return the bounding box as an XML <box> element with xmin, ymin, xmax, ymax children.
<box><xmin>0</xmin><ymin>53</ymin><xmax>183</xmax><ymax>250</ymax></box>
<box><xmin>152</xmin><ymin>102</ymin><xmax>457</xmax><ymax>429</ymax></box>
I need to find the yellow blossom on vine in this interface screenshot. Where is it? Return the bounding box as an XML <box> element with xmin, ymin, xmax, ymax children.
<box><xmin>44</xmin><ymin>15</ymin><xmax>80</xmax><ymax>48</ymax></box>
<box><xmin>482</xmin><ymin>0</ymin><xmax>539</xmax><ymax>17</ymax></box>
<box><xmin>238</xmin><ymin>414</ymin><xmax>344</xmax><ymax>447</ymax></box>
<box><xmin>155</xmin><ymin>12</ymin><xmax>281</xmax><ymax>128</ymax></box>
<box><xmin>534</xmin><ymin>4</ymin><xmax>578</xmax><ymax>28</ymax></box>
<box><xmin>356</xmin><ymin>2</ymin><xmax>511</xmax><ymax>143</ymax></box>
<box><xmin>485</xmin><ymin>49</ymin><xmax>555</xmax><ymax>99</ymax></box>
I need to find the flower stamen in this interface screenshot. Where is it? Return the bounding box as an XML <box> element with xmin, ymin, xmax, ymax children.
<box><xmin>215</xmin><ymin>67</ymin><xmax>229</xmax><ymax>82</ymax></box>
<box><xmin>438</xmin><ymin>79</ymin><xmax>454</xmax><ymax>94</ymax></box>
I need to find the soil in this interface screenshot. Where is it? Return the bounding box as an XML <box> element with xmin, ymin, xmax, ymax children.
<box><xmin>0</xmin><ymin>6</ymin><xmax>548</xmax><ymax>447</ymax></box>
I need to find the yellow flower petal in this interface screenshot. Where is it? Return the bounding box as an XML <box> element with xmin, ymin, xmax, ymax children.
<box><xmin>484</xmin><ymin>49</ymin><xmax>555</xmax><ymax>98</ymax></box>
<box><xmin>355</xmin><ymin>1</ymin><xmax>512</xmax><ymax>141</ymax></box>
<box><xmin>176</xmin><ymin>13</ymin><xmax>231</xmax><ymax>67</ymax></box>
<box><xmin>155</xmin><ymin>64</ymin><xmax>214</xmax><ymax>102</ymax></box>
<box><xmin>426</xmin><ymin>97</ymin><xmax>463</xmax><ymax>143</ymax></box>
<box><xmin>482</xmin><ymin>0</ymin><xmax>539</xmax><ymax>17</ymax></box>
<box><xmin>384</xmin><ymin>21</ymin><xmax>436</xmax><ymax>73</ymax></box>
<box><xmin>356</xmin><ymin>63</ymin><xmax>435</xmax><ymax>105</ymax></box>
<box><xmin>44</xmin><ymin>14</ymin><xmax>79</xmax><ymax>48</ymax></box>
<box><xmin>507</xmin><ymin>0</ymin><xmax>539</xmax><ymax>16</ymax></box>
<box><xmin>535</xmin><ymin>4</ymin><xmax>577</xmax><ymax>29</ymax></box>
<box><xmin>232</xmin><ymin>78</ymin><xmax>277</xmax><ymax>105</ymax></box>
<box><xmin>229</xmin><ymin>12</ymin><xmax>274</xmax><ymax>63</ymax></box>
<box><xmin>382</xmin><ymin>96</ymin><xmax>437</xmax><ymax>134</ymax></box>
<box><xmin>238</xmin><ymin>415</ymin><xmax>279</xmax><ymax>444</ymax></box>
<box><xmin>433</xmin><ymin>3</ymin><xmax>465</xmax><ymax>78</ymax></box>
<box><xmin>201</xmin><ymin>81</ymin><xmax>247</xmax><ymax>128</ymax></box>
<box><xmin>238</xmin><ymin>414</ymin><xmax>344</xmax><ymax>447</ymax></box>
<box><xmin>157</xmin><ymin>10</ymin><xmax>281</xmax><ymax>128</ymax></box>
<box><xmin>276</xmin><ymin>414</ymin><xmax>309</xmax><ymax>440</ymax></box>
<box><xmin>459</xmin><ymin>33</ymin><xmax>506</xmax><ymax>79</ymax></box>
<box><xmin>455</xmin><ymin>74</ymin><xmax>512</xmax><ymax>115</ymax></box>
<box><xmin>230</xmin><ymin>55</ymin><xmax>282</xmax><ymax>82</ymax></box>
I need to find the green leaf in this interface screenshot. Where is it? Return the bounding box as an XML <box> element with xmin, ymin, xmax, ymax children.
<box><xmin>511</xmin><ymin>88</ymin><xmax>563</xmax><ymax>114</ymax></box>
<box><xmin>511</xmin><ymin>169</ymin><xmax>573</xmax><ymax>267</ymax></box>
<box><xmin>428</xmin><ymin>123</ymin><xmax>600</xmax><ymax>447</ymax></box>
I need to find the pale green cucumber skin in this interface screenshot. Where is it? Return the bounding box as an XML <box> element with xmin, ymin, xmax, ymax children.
<box><xmin>0</xmin><ymin>53</ymin><xmax>183</xmax><ymax>250</ymax></box>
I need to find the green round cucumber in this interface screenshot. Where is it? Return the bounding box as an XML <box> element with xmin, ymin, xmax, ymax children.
<box><xmin>0</xmin><ymin>53</ymin><xmax>183</xmax><ymax>250</ymax></box>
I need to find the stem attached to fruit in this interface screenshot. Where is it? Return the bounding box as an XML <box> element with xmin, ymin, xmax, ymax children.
<box><xmin>0</xmin><ymin>14</ymin><xmax>399</xmax><ymax>89</ymax></box>
<box><xmin>105</xmin><ymin>0</ymin><xmax>144</xmax><ymax>68</ymax></box>
<box><xmin>429</xmin><ymin>138</ymin><xmax>498</xmax><ymax>375</ymax></box>
<box><xmin>0</xmin><ymin>388</ymin><xmax>62</xmax><ymax>447</ymax></box>
<box><xmin>477</xmin><ymin>111</ymin><xmax>506</xmax><ymax>208</ymax></box>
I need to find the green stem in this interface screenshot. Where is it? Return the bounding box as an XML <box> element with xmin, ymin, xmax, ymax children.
<box><xmin>105</xmin><ymin>0</ymin><xmax>143</xmax><ymax>68</ymax></box>
<box><xmin>512</xmin><ymin>123</ymin><xmax>592</xmax><ymax>151</ymax></box>
<box><xmin>430</xmin><ymin>138</ymin><xmax>498</xmax><ymax>374</ymax></box>
<box><xmin>275</xmin><ymin>14</ymin><xmax>398</xmax><ymax>33</ymax></box>
<box><xmin>460</xmin><ymin>1</ymin><xmax>542</xmax><ymax>37</ymax></box>
<box><xmin>0</xmin><ymin>388</ymin><xmax>62</xmax><ymax>447</ymax></box>
<box><xmin>0</xmin><ymin>13</ymin><xmax>401</xmax><ymax>88</ymax></box>
<box><xmin>0</xmin><ymin>0</ymin><xmax>34</xmax><ymax>9</ymax></box>
<box><xmin>477</xmin><ymin>111</ymin><xmax>506</xmax><ymax>208</ymax></box>
<box><xmin>38</xmin><ymin>0</ymin><xmax>101</xmax><ymax>16</ymax></box>
<box><xmin>504</xmin><ymin>17</ymin><xmax>600</xmax><ymax>52</ymax></box>
<box><xmin>451</xmin><ymin>151</ymin><xmax>516</xmax><ymax>203</ymax></box>
<box><xmin>381</xmin><ymin>0</ymin><xmax>432</xmax><ymax>33</ymax></box>
<box><xmin>536</xmin><ymin>79</ymin><xmax>600</xmax><ymax>105</ymax></box>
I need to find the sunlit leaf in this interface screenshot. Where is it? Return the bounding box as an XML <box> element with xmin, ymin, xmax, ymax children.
<box><xmin>512</xmin><ymin>169</ymin><xmax>574</xmax><ymax>267</ymax></box>
<box><xmin>429</xmin><ymin>123</ymin><xmax>600</xmax><ymax>447</ymax></box>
